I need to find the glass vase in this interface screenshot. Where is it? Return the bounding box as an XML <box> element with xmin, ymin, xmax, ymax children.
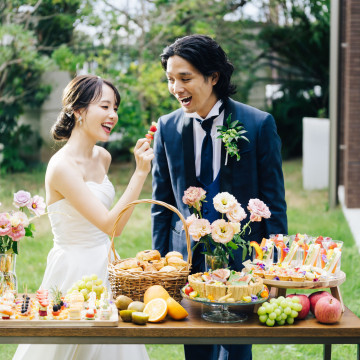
<box><xmin>205</xmin><ymin>254</ymin><xmax>229</xmax><ymax>271</ymax></box>
<box><xmin>0</xmin><ymin>253</ymin><xmax>17</xmax><ymax>296</ymax></box>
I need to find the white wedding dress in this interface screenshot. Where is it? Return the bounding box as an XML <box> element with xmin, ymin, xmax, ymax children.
<box><xmin>13</xmin><ymin>175</ymin><xmax>149</xmax><ymax>360</ymax></box>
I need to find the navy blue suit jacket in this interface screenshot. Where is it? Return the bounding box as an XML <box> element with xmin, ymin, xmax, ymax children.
<box><xmin>151</xmin><ymin>98</ymin><xmax>287</xmax><ymax>270</ymax></box>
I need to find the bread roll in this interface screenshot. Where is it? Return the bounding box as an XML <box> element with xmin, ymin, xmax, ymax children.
<box><xmin>115</xmin><ymin>258</ymin><xmax>140</xmax><ymax>270</ymax></box>
<box><xmin>136</xmin><ymin>249</ymin><xmax>161</xmax><ymax>262</ymax></box>
<box><xmin>148</xmin><ymin>259</ymin><xmax>165</xmax><ymax>271</ymax></box>
<box><xmin>159</xmin><ymin>265</ymin><xmax>177</xmax><ymax>272</ymax></box>
<box><xmin>165</xmin><ymin>251</ymin><xmax>183</xmax><ymax>262</ymax></box>
<box><xmin>166</xmin><ymin>256</ymin><xmax>187</xmax><ymax>270</ymax></box>
<box><xmin>127</xmin><ymin>267</ymin><xmax>143</xmax><ymax>272</ymax></box>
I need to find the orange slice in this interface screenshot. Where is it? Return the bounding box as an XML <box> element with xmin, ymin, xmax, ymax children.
<box><xmin>143</xmin><ymin>298</ymin><xmax>168</xmax><ymax>322</ymax></box>
<box><xmin>143</xmin><ymin>285</ymin><xmax>170</xmax><ymax>304</ymax></box>
<box><xmin>166</xmin><ymin>297</ymin><xmax>188</xmax><ymax>320</ymax></box>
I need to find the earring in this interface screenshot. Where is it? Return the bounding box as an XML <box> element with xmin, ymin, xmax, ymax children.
<box><xmin>78</xmin><ymin>115</ymin><xmax>82</xmax><ymax>126</ymax></box>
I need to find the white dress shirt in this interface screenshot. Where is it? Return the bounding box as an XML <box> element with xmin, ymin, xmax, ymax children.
<box><xmin>185</xmin><ymin>100</ymin><xmax>224</xmax><ymax>180</ymax></box>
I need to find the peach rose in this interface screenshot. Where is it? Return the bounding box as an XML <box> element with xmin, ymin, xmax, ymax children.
<box><xmin>226</xmin><ymin>202</ymin><xmax>247</xmax><ymax>223</ymax></box>
<box><xmin>211</xmin><ymin>219</ymin><xmax>234</xmax><ymax>244</ymax></box>
<box><xmin>188</xmin><ymin>218</ymin><xmax>211</xmax><ymax>241</ymax></box>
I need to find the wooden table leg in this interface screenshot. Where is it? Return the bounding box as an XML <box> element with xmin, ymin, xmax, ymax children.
<box><xmin>330</xmin><ymin>286</ymin><xmax>345</xmax><ymax>312</ymax></box>
<box><xmin>276</xmin><ymin>288</ymin><xmax>287</xmax><ymax>298</ymax></box>
<box><xmin>323</xmin><ymin>344</ymin><xmax>332</xmax><ymax>360</ymax></box>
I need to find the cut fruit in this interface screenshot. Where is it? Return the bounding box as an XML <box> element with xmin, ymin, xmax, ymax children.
<box><xmin>166</xmin><ymin>297</ymin><xmax>188</xmax><ymax>320</ymax></box>
<box><xmin>143</xmin><ymin>298</ymin><xmax>168</xmax><ymax>322</ymax></box>
<box><xmin>211</xmin><ymin>269</ymin><xmax>231</xmax><ymax>280</ymax></box>
<box><xmin>250</xmin><ymin>241</ymin><xmax>263</xmax><ymax>260</ymax></box>
<box><xmin>143</xmin><ymin>285</ymin><xmax>170</xmax><ymax>304</ymax></box>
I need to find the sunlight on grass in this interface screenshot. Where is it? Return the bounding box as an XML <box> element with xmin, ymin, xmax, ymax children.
<box><xmin>0</xmin><ymin>159</ymin><xmax>359</xmax><ymax>360</ymax></box>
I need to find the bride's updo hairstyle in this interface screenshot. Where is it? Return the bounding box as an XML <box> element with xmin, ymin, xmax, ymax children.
<box><xmin>52</xmin><ymin>75</ymin><xmax>121</xmax><ymax>141</ymax></box>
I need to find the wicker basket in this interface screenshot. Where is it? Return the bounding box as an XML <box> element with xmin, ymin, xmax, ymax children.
<box><xmin>108</xmin><ymin>199</ymin><xmax>191</xmax><ymax>302</ymax></box>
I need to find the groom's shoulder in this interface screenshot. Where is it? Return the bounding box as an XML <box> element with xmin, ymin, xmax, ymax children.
<box><xmin>158</xmin><ymin>108</ymin><xmax>184</xmax><ymax>125</ymax></box>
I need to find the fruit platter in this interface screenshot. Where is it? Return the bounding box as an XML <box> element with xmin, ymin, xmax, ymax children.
<box><xmin>180</xmin><ymin>268</ymin><xmax>270</xmax><ymax>323</ymax></box>
<box><xmin>0</xmin><ymin>274</ymin><xmax>118</xmax><ymax>327</ymax></box>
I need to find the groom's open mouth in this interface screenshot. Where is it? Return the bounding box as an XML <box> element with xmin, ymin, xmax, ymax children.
<box><xmin>179</xmin><ymin>96</ymin><xmax>192</xmax><ymax>106</ymax></box>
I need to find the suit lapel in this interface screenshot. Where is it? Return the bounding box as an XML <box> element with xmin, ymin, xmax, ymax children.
<box><xmin>182</xmin><ymin>116</ymin><xmax>197</xmax><ymax>189</ymax></box>
<box><xmin>220</xmin><ymin>98</ymin><xmax>235</xmax><ymax>193</ymax></box>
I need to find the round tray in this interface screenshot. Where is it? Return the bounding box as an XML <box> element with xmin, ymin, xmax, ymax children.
<box><xmin>263</xmin><ymin>271</ymin><xmax>346</xmax><ymax>289</ymax></box>
<box><xmin>181</xmin><ymin>289</ymin><xmax>269</xmax><ymax>323</ymax></box>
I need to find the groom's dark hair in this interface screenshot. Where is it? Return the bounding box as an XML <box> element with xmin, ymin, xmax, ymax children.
<box><xmin>160</xmin><ymin>34</ymin><xmax>236</xmax><ymax>100</ymax></box>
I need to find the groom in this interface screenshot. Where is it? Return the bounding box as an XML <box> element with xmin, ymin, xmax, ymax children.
<box><xmin>151</xmin><ymin>35</ymin><xmax>287</xmax><ymax>360</ymax></box>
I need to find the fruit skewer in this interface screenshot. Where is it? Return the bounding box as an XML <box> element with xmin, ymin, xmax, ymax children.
<box><xmin>145</xmin><ymin>122</ymin><xmax>157</xmax><ymax>141</ymax></box>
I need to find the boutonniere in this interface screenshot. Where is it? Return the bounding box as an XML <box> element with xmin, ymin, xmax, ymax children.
<box><xmin>217</xmin><ymin>114</ymin><xmax>249</xmax><ymax>165</ymax></box>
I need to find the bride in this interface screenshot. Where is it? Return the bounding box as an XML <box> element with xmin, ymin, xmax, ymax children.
<box><xmin>13</xmin><ymin>75</ymin><xmax>153</xmax><ymax>360</ymax></box>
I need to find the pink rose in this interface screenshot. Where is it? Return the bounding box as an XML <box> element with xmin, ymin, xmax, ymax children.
<box><xmin>226</xmin><ymin>202</ymin><xmax>247</xmax><ymax>223</ymax></box>
<box><xmin>182</xmin><ymin>187</ymin><xmax>206</xmax><ymax>212</ymax></box>
<box><xmin>188</xmin><ymin>218</ymin><xmax>211</xmax><ymax>241</ymax></box>
<box><xmin>9</xmin><ymin>223</ymin><xmax>25</xmax><ymax>241</ymax></box>
<box><xmin>211</xmin><ymin>219</ymin><xmax>234</xmax><ymax>244</ymax></box>
<box><xmin>247</xmin><ymin>198</ymin><xmax>271</xmax><ymax>222</ymax></box>
<box><xmin>27</xmin><ymin>195</ymin><xmax>46</xmax><ymax>216</ymax></box>
<box><xmin>13</xmin><ymin>190</ymin><xmax>31</xmax><ymax>208</ymax></box>
<box><xmin>0</xmin><ymin>213</ymin><xmax>12</xmax><ymax>236</ymax></box>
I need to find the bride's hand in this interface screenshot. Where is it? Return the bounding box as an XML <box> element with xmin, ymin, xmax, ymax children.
<box><xmin>133</xmin><ymin>138</ymin><xmax>154</xmax><ymax>176</ymax></box>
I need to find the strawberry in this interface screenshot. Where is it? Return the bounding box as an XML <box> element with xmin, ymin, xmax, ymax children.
<box><xmin>149</xmin><ymin>125</ymin><xmax>157</xmax><ymax>132</ymax></box>
<box><xmin>145</xmin><ymin>134</ymin><xmax>153</xmax><ymax>140</ymax></box>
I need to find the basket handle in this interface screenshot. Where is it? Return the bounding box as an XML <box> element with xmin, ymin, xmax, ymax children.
<box><xmin>108</xmin><ymin>199</ymin><xmax>192</xmax><ymax>266</ymax></box>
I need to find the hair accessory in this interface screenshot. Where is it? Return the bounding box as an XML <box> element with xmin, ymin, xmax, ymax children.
<box><xmin>77</xmin><ymin>115</ymin><xmax>82</xmax><ymax>126</ymax></box>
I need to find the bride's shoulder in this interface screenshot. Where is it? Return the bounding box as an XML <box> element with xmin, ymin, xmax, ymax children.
<box><xmin>46</xmin><ymin>149</ymin><xmax>78</xmax><ymax>182</ymax></box>
<box><xmin>95</xmin><ymin>145</ymin><xmax>111</xmax><ymax>170</ymax></box>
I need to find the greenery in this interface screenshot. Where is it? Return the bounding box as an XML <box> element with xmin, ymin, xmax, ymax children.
<box><xmin>0</xmin><ymin>158</ymin><xmax>358</xmax><ymax>359</ymax></box>
<box><xmin>256</xmin><ymin>0</ymin><xmax>330</xmax><ymax>158</ymax></box>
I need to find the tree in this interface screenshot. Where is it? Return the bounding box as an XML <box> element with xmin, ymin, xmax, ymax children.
<box><xmin>255</xmin><ymin>0</ymin><xmax>330</xmax><ymax>158</ymax></box>
<box><xmin>0</xmin><ymin>0</ymin><xmax>83</xmax><ymax>172</ymax></box>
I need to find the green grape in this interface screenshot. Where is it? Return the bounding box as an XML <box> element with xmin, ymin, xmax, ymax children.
<box><xmin>90</xmin><ymin>274</ymin><xmax>98</xmax><ymax>281</ymax></box>
<box><xmin>284</xmin><ymin>307</ymin><xmax>292</xmax><ymax>315</ymax></box>
<box><xmin>275</xmin><ymin>315</ymin><xmax>282</xmax><ymax>322</ymax></box>
<box><xmin>266</xmin><ymin>318</ymin><xmax>275</xmax><ymax>327</ymax></box>
<box><xmin>280</xmin><ymin>300</ymin><xmax>288</xmax><ymax>308</ymax></box>
<box><xmin>286</xmin><ymin>317</ymin><xmax>295</xmax><ymax>325</ymax></box>
<box><xmin>281</xmin><ymin>313</ymin><xmax>287</xmax><ymax>320</ymax></box>
<box><xmin>274</xmin><ymin>308</ymin><xmax>282</xmax><ymax>316</ymax></box>
<box><xmin>293</xmin><ymin>303</ymin><xmax>302</xmax><ymax>312</ymax></box>
<box><xmin>291</xmin><ymin>310</ymin><xmax>298</xmax><ymax>318</ymax></box>
<box><xmin>257</xmin><ymin>306</ymin><xmax>267</xmax><ymax>316</ymax></box>
<box><xmin>290</xmin><ymin>296</ymin><xmax>300</xmax><ymax>303</ymax></box>
<box><xmin>277</xmin><ymin>319</ymin><xmax>286</xmax><ymax>326</ymax></box>
<box><xmin>259</xmin><ymin>315</ymin><xmax>268</xmax><ymax>323</ymax></box>
<box><xmin>268</xmin><ymin>312</ymin><xmax>276</xmax><ymax>320</ymax></box>
<box><xmin>270</xmin><ymin>298</ymin><xmax>277</xmax><ymax>304</ymax></box>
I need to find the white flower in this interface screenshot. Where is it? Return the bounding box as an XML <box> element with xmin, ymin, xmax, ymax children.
<box><xmin>213</xmin><ymin>192</ymin><xmax>237</xmax><ymax>214</ymax></box>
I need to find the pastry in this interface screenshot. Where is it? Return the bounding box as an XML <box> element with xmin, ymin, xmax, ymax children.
<box><xmin>165</xmin><ymin>251</ymin><xmax>183</xmax><ymax>262</ymax></box>
<box><xmin>115</xmin><ymin>258</ymin><xmax>141</xmax><ymax>270</ymax></box>
<box><xmin>188</xmin><ymin>270</ymin><xmax>263</xmax><ymax>301</ymax></box>
<box><xmin>68</xmin><ymin>305</ymin><xmax>82</xmax><ymax>320</ymax></box>
<box><xmin>148</xmin><ymin>259</ymin><xmax>166</xmax><ymax>271</ymax></box>
<box><xmin>136</xmin><ymin>250</ymin><xmax>161</xmax><ymax>262</ymax></box>
<box><xmin>166</xmin><ymin>256</ymin><xmax>187</xmax><ymax>270</ymax></box>
<box><xmin>159</xmin><ymin>265</ymin><xmax>177</xmax><ymax>272</ymax></box>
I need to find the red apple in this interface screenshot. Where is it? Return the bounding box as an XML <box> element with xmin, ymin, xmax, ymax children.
<box><xmin>315</xmin><ymin>296</ymin><xmax>342</xmax><ymax>324</ymax></box>
<box><xmin>286</xmin><ymin>294</ymin><xmax>310</xmax><ymax>319</ymax></box>
<box><xmin>308</xmin><ymin>291</ymin><xmax>332</xmax><ymax>314</ymax></box>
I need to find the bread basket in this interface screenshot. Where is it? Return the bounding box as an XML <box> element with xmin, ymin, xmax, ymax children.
<box><xmin>108</xmin><ymin>199</ymin><xmax>191</xmax><ymax>302</ymax></box>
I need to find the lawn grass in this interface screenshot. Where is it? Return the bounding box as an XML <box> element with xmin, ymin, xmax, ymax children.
<box><xmin>0</xmin><ymin>158</ymin><xmax>359</xmax><ymax>360</ymax></box>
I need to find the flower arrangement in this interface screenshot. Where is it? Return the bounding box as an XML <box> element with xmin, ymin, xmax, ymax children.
<box><xmin>217</xmin><ymin>114</ymin><xmax>249</xmax><ymax>165</ymax></box>
<box><xmin>0</xmin><ymin>190</ymin><xmax>46</xmax><ymax>255</ymax></box>
<box><xmin>182</xmin><ymin>186</ymin><xmax>271</xmax><ymax>267</ymax></box>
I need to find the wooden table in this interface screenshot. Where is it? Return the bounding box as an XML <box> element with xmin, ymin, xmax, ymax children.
<box><xmin>0</xmin><ymin>299</ymin><xmax>359</xmax><ymax>360</ymax></box>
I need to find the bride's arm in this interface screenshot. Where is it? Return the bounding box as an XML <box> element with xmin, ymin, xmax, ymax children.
<box><xmin>47</xmin><ymin>138</ymin><xmax>154</xmax><ymax>236</ymax></box>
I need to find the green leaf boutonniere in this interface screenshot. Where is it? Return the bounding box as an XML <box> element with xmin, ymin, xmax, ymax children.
<box><xmin>217</xmin><ymin>114</ymin><xmax>249</xmax><ymax>165</ymax></box>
